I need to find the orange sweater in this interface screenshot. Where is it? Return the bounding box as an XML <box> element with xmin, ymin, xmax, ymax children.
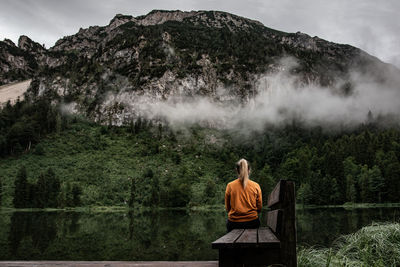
<box><xmin>225</xmin><ymin>178</ymin><xmax>262</xmax><ymax>222</ymax></box>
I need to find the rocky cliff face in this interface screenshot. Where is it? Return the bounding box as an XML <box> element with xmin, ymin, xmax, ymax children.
<box><xmin>2</xmin><ymin>10</ymin><xmax>398</xmax><ymax>125</ymax></box>
<box><xmin>0</xmin><ymin>36</ymin><xmax>45</xmax><ymax>85</ymax></box>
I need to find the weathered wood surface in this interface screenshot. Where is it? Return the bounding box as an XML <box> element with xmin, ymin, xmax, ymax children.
<box><xmin>211</xmin><ymin>229</ymin><xmax>244</xmax><ymax>248</ymax></box>
<box><xmin>267</xmin><ymin>209</ymin><xmax>282</xmax><ymax>235</ymax></box>
<box><xmin>267</xmin><ymin>180</ymin><xmax>282</xmax><ymax>207</ymax></box>
<box><xmin>235</xmin><ymin>229</ymin><xmax>257</xmax><ymax>245</ymax></box>
<box><xmin>0</xmin><ymin>262</ymin><xmax>218</xmax><ymax>267</ymax></box>
<box><xmin>258</xmin><ymin>227</ymin><xmax>280</xmax><ymax>247</ymax></box>
<box><xmin>279</xmin><ymin>180</ymin><xmax>297</xmax><ymax>267</ymax></box>
<box><xmin>212</xmin><ymin>228</ymin><xmax>280</xmax><ymax>249</ymax></box>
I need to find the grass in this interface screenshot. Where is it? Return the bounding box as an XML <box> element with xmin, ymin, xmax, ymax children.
<box><xmin>298</xmin><ymin>222</ymin><xmax>400</xmax><ymax>267</ymax></box>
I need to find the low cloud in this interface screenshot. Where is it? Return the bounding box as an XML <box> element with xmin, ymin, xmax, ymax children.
<box><xmin>112</xmin><ymin>58</ymin><xmax>400</xmax><ymax>132</ymax></box>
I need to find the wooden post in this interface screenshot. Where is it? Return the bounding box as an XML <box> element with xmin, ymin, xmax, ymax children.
<box><xmin>280</xmin><ymin>180</ymin><xmax>297</xmax><ymax>267</ymax></box>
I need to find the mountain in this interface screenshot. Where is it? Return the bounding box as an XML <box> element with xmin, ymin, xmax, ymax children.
<box><xmin>1</xmin><ymin>10</ymin><xmax>400</xmax><ymax>209</ymax></box>
<box><xmin>1</xmin><ymin>10</ymin><xmax>399</xmax><ymax>125</ymax></box>
<box><xmin>0</xmin><ymin>36</ymin><xmax>43</xmax><ymax>85</ymax></box>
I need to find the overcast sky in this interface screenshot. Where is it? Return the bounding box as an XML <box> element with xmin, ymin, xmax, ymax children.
<box><xmin>1</xmin><ymin>0</ymin><xmax>399</xmax><ymax>67</ymax></box>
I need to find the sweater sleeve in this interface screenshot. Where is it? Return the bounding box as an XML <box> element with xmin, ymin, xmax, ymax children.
<box><xmin>225</xmin><ymin>184</ymin><xmax>231</xmax><ymax>212</ymax></box>
<box><xmin>256</xmin><ymin>184</ymin><xmax>262</xmax><ymax>212</ymax></box>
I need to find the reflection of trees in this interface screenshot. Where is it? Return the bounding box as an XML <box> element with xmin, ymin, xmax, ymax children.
<box><xmin>7</xmin><ymin>208</ymin><xmax>398</xmax><ymax>260</ymax></box>
<box><xmin>297</xmin><ymin>207</ymin><xmax>400</xmax><ymax>248</ymax></box>
<box><xmin>8</xmin><ymin>212</ymin><xmax>57</xmax><ymax>258</ymax></box>
<box><xmin>57</xmin><ymin>212</ymin><xmax>81</xmax><ymax>238</ymax></box>
<box><xmin>125</xmin><ymin>209</ymin><xmax>225</xmax><ymax>261</ymax></box>
<box><xmin>297</xmin><ymin>208</ymin><xmax>346</xmax><ymax>246</ymax></box>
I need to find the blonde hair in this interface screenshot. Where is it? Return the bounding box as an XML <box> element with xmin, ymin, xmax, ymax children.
<box><xmin>236</xmin><ymin>158</ymin><xmax>250</xmax><ymax>188</ymax></box>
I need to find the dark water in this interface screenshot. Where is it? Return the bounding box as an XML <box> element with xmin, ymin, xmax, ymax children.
<box><xmin>0</xmin><ymin>207</ymin><xmax>399</xmax><ymax>260</ymax></box>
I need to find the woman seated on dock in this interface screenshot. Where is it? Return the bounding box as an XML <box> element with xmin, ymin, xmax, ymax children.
<box><xmin>225</xmin><ymin>158</ymin><xmax>263</xmax><ymax>232</ymax></box>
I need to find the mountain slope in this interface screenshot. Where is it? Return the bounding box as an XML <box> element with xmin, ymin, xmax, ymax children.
<box><xmin>1</xmin><ymin>10</ymin><xmax>399</xmax><ymax>125</ymax></box>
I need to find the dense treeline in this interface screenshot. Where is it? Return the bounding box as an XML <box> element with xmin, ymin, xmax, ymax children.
<box><xmin>241</xmin><ymin>126</ymin><xmax>400</xmax><ymax>205</ymax></box>
<box><xmin>0</xmin><ymin>97</ymin><xmax>400</xmax><ymax>208</ymax></box>
<box><xmin>13</xmin><ymin>166</ymin><xmax>82</xmax><ymax>208</ymax></box>
<box><xmin>0</xmin><ymin>96</ymin><xmax>82</xmax><ymax>208</ymax></box>
<box><xmin>0</xmin><ymin>97</ymin><xmax>64</xmax><ymax>156</ymax></box>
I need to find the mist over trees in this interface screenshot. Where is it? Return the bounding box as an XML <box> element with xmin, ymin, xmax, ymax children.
<box><xmin>1</xmin><ymin>95</ymin><xmax>400</xmax><ymax>208</ymax></box>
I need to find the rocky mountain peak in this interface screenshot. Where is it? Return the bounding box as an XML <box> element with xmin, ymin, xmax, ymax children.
<box><xmin>18</xmin><ymin>35</ymin><xmax>46</xmax><ymax>53</ymax></box>
<box><xmin>108</xmin><ymin>14</ymin><xmax>136</xmax><ymax>31</ymax></box>
<box><xmin>136</xmin><ymin>9</ymin><xmax>197</xmax><ymax>26</ymax></box>
<box><xmin>107</xmin><ymin>10</ymin><xmax>264</xmax><ymax>32</ymax></box>
<box><xmin>3</xmin><ymin>38</ymin><xmax>16</xmax><ymax>47</ymax></box>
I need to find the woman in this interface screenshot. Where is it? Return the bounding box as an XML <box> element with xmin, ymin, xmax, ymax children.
<box><xmin>225</xmin><ymin>158</ymin><xmax>262</xmax><ymax>232</ymax></box>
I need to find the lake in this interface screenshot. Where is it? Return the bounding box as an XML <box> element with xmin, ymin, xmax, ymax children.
<box><xmin>0</xmin><ymin>207</ymin><xmax>399</xmax><ymax>260</ymax></box>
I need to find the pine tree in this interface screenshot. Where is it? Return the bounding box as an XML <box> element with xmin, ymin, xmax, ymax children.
<box><xmin>369</xmin><ymin>165</ymin><xmax>384</xmax><ymax>202</ymax></box>
<box><xmin>346</xmin><ymin>175</ymin><xmax>357</xmax><ymax>203</ymax></box>
<box><xmin>359</xmin><ymin>165</ymin><xmax>370</xmax><ymax>202</ymax></box>
<box><xmin>71</xmin><ymin>184</ymin><xmax>82</xmax><ymax>207</ymax></box>
<box><xmin>36</xmin><ymin>173</ymin><xmax>47</xmax><ymax>208</ymax></box>
<box><xmin>13</xmin><ymin>166</ymin><xmax>29</xmax><ymax>208</ymax></box>
<box><xmin>384</xmin><ymin>154</ymin><xmax>400</xmax><ymax>202</ymax></box>
<box><xmin>46</xmin><ymin>168</ymin><xmax>60</xmax><ymax>207</ymax></box>
<box><xmin>330</xmin><ymin>178</ymin><xmax>341</xmax><ymax>204</ymax></box>
<box><xmin>258</xmin><ymin>164</ymin><xmax>275</xmax><ymax>205</ymax></box>
<box><xmin>297</xmin><ymin>183</ymin><xmax>312</xmax><ymax>206</ymax></box>
<box><xmin>64</xmin><ymin>182</ymin><xmax>73</xmax><ymax>207</ymax></box>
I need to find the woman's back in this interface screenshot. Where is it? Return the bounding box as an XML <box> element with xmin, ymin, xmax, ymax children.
<box><xmin>225</xmin><ymin>178</ymin><xmax>262</xmax><ymax>222</ymax></box>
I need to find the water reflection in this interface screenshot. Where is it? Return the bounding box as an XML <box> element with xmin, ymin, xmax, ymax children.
<box><xmin>0</xmin><ymin>207</ymin><xmax>399</xmax><ymax>260</ymax></box>
<box><xmin>296</xmin><ymin>207</ymin><xmax>400</xmax><ymax>246</ymax></box>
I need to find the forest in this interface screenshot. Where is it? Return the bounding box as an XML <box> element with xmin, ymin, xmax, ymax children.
<box><xmin>0</xmin><ymin>95</ymin><xmax>399</xmax><ymax>208</ymax></box>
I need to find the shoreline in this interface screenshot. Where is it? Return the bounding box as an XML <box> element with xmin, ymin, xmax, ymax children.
<box><xmin>1</xmin><ymin>202</ymin><xmax>400</xmax><ymax>213</ymax></box>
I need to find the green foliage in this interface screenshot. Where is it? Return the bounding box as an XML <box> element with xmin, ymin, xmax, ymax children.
<box><xmin>346</xmin><ymin>175</ymin><xmax>357</xmax><ymax>203</ymax></box>
<box><xmin>33</xmin><ymin>143</ymin><xmax>45</xmax><ymax>155</ymax></box>
<box><xmin>0</xmin><ymin>96</ymin><xmax>63</xmax><ymax>156</ymax></box>
<box><xmin>128</xmin><ymin>177</ymin><xmax>135</xmax><ymax>208</ymax></box>
<box><xmin>256</xmin><ymin>164</ymin><xmax>276</xmax><ymax>205</ymax></box>
<box><xmin>369</xmin><ymin>165</ymin><xmax>384</xmax><ymax>202</ymax></box>
<box><xmin>298</xmin><ymin>223</ymin><xmax>400</xmax><ymax>267</ymax></box>
<box><xmin>1</xmin><ymin>97</ymin><xmax>400</xmax><ymax>208</ymax></box>
<box><xmin>38</xmin><ymin>168</ymin><xmax>60</xmax><ymax>208</ymax></box>
<box><xmin>13</xmin><ymin>166</ymin><xmax>28</xmax><ymax>208</ymax></box>
<box><xmin>297</xmin><ymin>183</ymin><xmax>313</xmax><ymax>205</ymax></box>
<box><xmin>71</xmin><ymin>184</ymin><xmax>82</xmax><ymax>207</ymax></box>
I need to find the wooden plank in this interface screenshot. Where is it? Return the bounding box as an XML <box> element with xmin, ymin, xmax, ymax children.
<box><xmin>267</xmin><ymin>209</ymin><xmax>282</xmax><ymax>235</ymax></box>
<box><xmin>258</xmin><ymin>227</ymin><xmax>280</xmax><ymax>248</ymax></box>
<box><xmin>268</xmin><ymin>180</ymin><xmax>285</xmax><ymax>207</ymax></box>
<box><xmin>211</xmin><ymin>229</ymin><xmax>244</xmax><ymax>249</ymax></box>
<box><xmin>235</xmin><ymin>229</ymin><xmax>257</xmax><ymax>245</ymax></box>
<box><xmin>0</xmin><ymin>262</ymin><xmax>219</xmax><ymax>267</ymax></box>
<box><xmin>280</xmin><ymin>180</ymin><xmax>297</xmax><ymax>267</ymax></box>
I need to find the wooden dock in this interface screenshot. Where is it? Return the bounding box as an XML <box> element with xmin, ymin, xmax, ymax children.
<box><xmin>0</xmin><ymin>262</ymin><xmax>218</xmax><ymax>267</ymax></box>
